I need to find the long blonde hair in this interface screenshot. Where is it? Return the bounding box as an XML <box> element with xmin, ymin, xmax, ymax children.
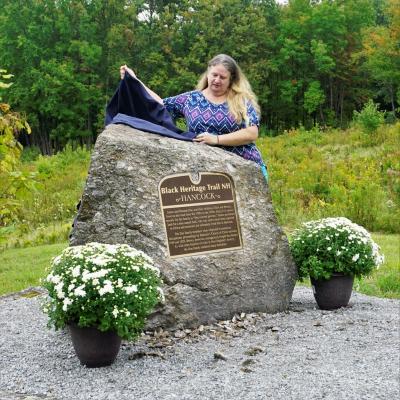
<box><xmin>196</xmin><ymin>54</ymin><xmax>260</xmax><ymax>125</ymax></box>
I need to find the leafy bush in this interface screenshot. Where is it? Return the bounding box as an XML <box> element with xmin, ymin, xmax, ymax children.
<box><xmin>42</xmin><ymin>243</ymin><xmax>164</xmax><ymax>340</ymax></box>
<box><xmin>21</xmin><ymin>146</ymin><xmax>41</xmax><ymax>162</ymax></box>
<box><xmin>290</xmin><ymin>217</ymin><xmax>384</xmax><ymax>281</ymax></box>
<box><xmin>0</xmin><ymin>70</ymin><xmax>34</xmax><ymax>227</ymax></box>
<box><xmin>353</xmin><ymin>99</ymin><xmax>385</xmax><ymax>134</ymax></box>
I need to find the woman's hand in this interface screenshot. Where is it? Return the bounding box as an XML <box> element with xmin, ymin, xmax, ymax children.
<box><xmin>120</xmin><ymin>65</ymin><xmax>136</xmax><ymax>80</ymax></box>
<box><xmin>193</xmin><ymin>133</ymin><xmax>219</xmax><ymax>146</ymax></box>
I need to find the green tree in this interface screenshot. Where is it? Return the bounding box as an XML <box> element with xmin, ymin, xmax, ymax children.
<box><xmin>353</xmin><ymin>99</ymin><xmax>385</xmax><ymax>133</ymax></box>
<box><xmin>358</xmin><ymin>0</ymin><xmax>400</xmax><ymax>115</ymax></box>
<box><xmin>0</xmin><ymin>70</ymin><xmax>34</xmax><ymax>226</ymax></box>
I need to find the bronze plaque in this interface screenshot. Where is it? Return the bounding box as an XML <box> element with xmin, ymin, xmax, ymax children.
<box><xmin>159</xmin><ymin>172</ymin><xmax>243</xmax><ymax>258</ymax></box>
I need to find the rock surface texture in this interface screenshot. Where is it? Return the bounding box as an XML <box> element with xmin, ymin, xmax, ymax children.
<box><xmin>70</xmin><ymin>124</ymin><xmax>296</xmax><ymax>330</ymax></box>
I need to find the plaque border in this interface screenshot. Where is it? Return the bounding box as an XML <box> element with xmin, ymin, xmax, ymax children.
<box><xmin>158</xmin><ymin>172</ymin><xmax>243</xmax><ymax>258</ymax></box>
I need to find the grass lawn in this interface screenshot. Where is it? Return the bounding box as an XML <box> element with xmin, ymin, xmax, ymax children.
<box><xmin>355</xmin><ymin>233</ymin><xmax>400</xmax><ymax>299</ymax></box>
<box><xmin>0</xmin><ymin>242</ymin><xmax>67</xmax><ymax>296</ymax></box>
<box><xmin>0</xmin><ymin>234</ymin><xmax>398</xmax><ymax>299</ymax></box>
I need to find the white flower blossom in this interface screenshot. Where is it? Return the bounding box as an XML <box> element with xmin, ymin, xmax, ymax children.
<box><xmin>124</xmin><ymin>285</ymin><xmax>138</xmax><ymax>294</ymax></box>
<box><xmin>82</xmin><ymin>269</ymin><xmax>110</xmax><ymax>282</ymax></box>
<box><xmin>62</xmin><ymin>297</ymin><xmax>72</xmax><ymax>311</ymax></box>
<box><xmin>352</xmin><ymin>254</ymin><xmax>360</xmax><ymax>262</ymax></box>
<box><xmin>98</xmin><ymin>280</ymin><xmax>114</xmax><ymax>296</ymax></box>
<box><xmin>87</xmin><ymin>254</ymin><xmax>114</xmax><ymax>267</ymax></box>
<box><xmin>52</xmin><ymin>255</ymin><xmax>61</xmax><ymax>266</ymax></box>
<box><xmin>55</xmin><ymin>282</ymin><xmax>64</xmax><ymax>299</ymax></box>
<box><xmin>71</xmin><ymin>266</ymin><xmax>81</xmax><ymax>278</ymax></box>
<box><xmin>74</xmin><ymin>284</ymin><xmax>86</xmax><ymax>297</ymax></box>
<box><xmin>48</xmin><ymin>274</ymin><xmax>62</xmax><ymax>284</ymax></box>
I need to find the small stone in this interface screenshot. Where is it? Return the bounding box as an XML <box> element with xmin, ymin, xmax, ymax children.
<box><xmin>336</xmin><ymin>326</ymin><xmax>346</xmax><ymax>331</ymax></box>
<box><xmin>241</xmin><ymin>366</ymin><xmax>254</xmax><ymax>373</ymax></box>
<box><xmin>313</xmin><ymin>321</ymin><xmax>323</xmax><ymax>327</ymax></box>
<box><xmin>291</xmin><ymin>307</ymin><xmax>306</xmax><ymax>313</ymax></box>
<box><xmin>174</xmin><ymin>330</ymin><xmax>186</xmax><ymax>339</ymax></box>
<box><xmin>244</xmin><ymin>346</ymin><xmax>265</xmax><ymax>356</ymax></box>
<box><xmin>129</xmin><ymin>351</ymin><xmax>165</xmax><ymax>360</ymax></box>
<box><xmin>214</xmin><ymin>352</ymin><xmax>228</xmax><ymax>361</ymax></box>
<box><xmin>198</xmin><ymin>325</ymin><xmax>204</xmax><ymax>332</ymax></box>
<box><xmin>271</xmin><ymin>326</ymin><xmax>280</xmax><ymax>332</ymax></box>
<box><xmin>242</xmin><ymin>359</ymin><xmax>257</xmax><ymax>367</ymax></box>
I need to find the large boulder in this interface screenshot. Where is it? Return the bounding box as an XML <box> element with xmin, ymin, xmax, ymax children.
<box><xmin>70</xmin><ymin>124</ymin><xmax>296</xmax><ymax>330</ymax></box>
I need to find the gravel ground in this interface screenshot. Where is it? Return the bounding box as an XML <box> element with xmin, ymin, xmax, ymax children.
<box><xmin>0</xmin><ymin>286</ymin><xmax>399</xmax><ymax>400</ymax></box>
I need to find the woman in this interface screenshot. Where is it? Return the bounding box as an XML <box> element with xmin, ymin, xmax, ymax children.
<box><xmin>120</xmin><ymin>54</ymin><xmax>267</xmax><ymax>175</ymax></box>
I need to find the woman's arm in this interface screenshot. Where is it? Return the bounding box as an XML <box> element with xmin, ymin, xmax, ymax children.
<box><xmin>120</xmin><ymin>65</ymin><xmax>164</xmax><ymax>105</ymax></box>
<box><xmin>193</xmin><ymin>125</ymin><xmax>258</xmax><ymax>146</ymax></box>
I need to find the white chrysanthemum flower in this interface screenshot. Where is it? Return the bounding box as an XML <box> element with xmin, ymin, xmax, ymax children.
<box><xmin>62</xmin><ymin>297</ymin><xmax>72</xmax><ymax>311</ymax></box>
<box><xmin>74</xmin><ymin>285</ymin><xmax>86</xmax><ymax>297</ymax></box>
<box><xmin>52</xmin><ymin>255</ymin><xmax>61</xmax><ymax>266</ymax></box>
<box><xmin>352</xmin><ymin>254</ymin><xmax>360</xmax><ymax>262</ymax></box>
<box><xmin>71</xmin><ymin>266</ymin><xmax>81</xmax><ymax>278</ymax></box>
<box><xmin>99</xmin><ymin>280</ymin><xmax>114</xmax><ymax>296</ymax></box>
<box><xmin>124</xmin><ymin>285</ymin><xmax>138</xmax><ymax>294</ymax></box>
<box><xmin>55</xmin><ymin>282</ymin><xmax>63</xmax><ymax>292</ymax></box>
<box><xmin>142</xmin><ymin>263</ymin><xmax>161</xmax><ymax>276</ymax></box>
<box><xmin>87</xmin><ymin>255</ymin><xmax>114</xmax><ymax>266</ymax></box>
<box><xmin>49</xmin><ymin>274</ymin><xmax>62</xmax><ymax>284</ymax></box>
<box><xmin>83</xmin><ymin>269</ymin><xmax>110</xmax><ymax>281</ymax></box>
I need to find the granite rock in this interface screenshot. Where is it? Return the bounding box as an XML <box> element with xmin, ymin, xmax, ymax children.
<box><xmin>70</xmin><ymin>124</ymin><xmax>297</xmax><ymax>330</ymax></box>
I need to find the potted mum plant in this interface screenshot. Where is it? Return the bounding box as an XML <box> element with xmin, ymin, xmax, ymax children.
<box><xmin>290</xmin><ymin>217</ymin><xmax>384</xmax><ymax>310</ymax></box>
<box><xmin>42</xmin><ymin>242</ymin><xmax>164</xmax><ymax>367</ymax></box>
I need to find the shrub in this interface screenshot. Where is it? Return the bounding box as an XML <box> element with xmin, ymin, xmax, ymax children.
<box><xmin>353</xmin><ymin>99</ymin><xmax>385</xmax><ymax>134</ymax></box>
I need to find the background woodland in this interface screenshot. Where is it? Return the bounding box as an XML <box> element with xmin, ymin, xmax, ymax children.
<box><xmin>0</xmin><ymin>0</ymin><xmax>399</xmax><ymax>153</ymax></box>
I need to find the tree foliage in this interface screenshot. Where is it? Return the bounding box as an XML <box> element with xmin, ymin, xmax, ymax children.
<box><xmin>0</xmin><ymin>0</ymin><xmax>398</xmax><ymax>153</ymax></box>
<box><xmin>0</xmin><ymin>69</ymin><xmax>34</xmax><ymax>226</ymax></box>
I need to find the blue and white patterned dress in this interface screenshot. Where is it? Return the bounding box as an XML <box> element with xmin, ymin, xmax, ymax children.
<box><xmin>163</xmin><ymin>91</ymin><xmax>264</xmax><ymax>166</ymax></box>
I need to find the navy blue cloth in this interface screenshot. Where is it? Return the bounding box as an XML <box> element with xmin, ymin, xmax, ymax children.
<box><xmin>105</xmin><ymin>74</ymin><xmax>196</xmax><ymax>141</ymax></box>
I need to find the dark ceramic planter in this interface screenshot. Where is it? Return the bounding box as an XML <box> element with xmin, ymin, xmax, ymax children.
<box><xmin>68</xmin><ymin>323</ymin><xmax>121</xmax><ymax>368</ymax></box>
<box><xmin>311</xmin><ymin>273</ymin><xmax>354</xmax><ymax>310</ymax></box>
